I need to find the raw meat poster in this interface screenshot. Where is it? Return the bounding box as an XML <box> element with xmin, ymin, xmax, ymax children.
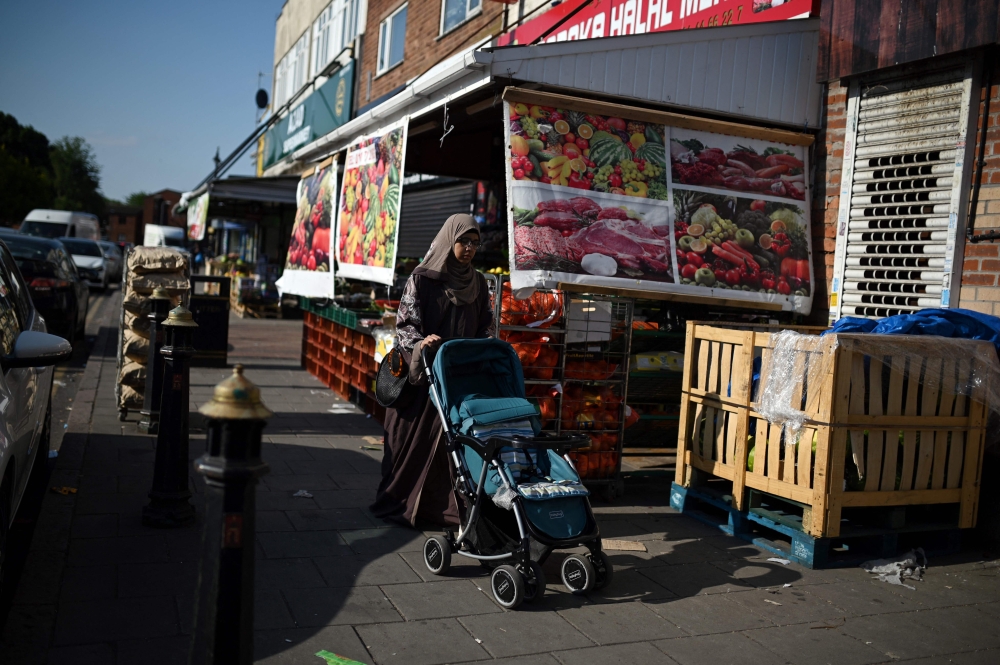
<box><xmin>335</xmin><ymin>120</ymin><xmax>406</xmax><ymax>285</ymax></box>
<box><xmin>503</xmin><ymin>97</ymin><xmax>813</xmax><ymax>314</ymax></box>
<box><xmin>275</xmin><ymin>162</ymin><xmax>336</xmax><ymax>299</ymax></box>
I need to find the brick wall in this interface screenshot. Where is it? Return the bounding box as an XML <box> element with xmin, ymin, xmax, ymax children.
<box><xmin>957</xmin><ymin>79</ymin><xmax>1000</xmax><ymax>316</ymax></box>
<box><xmin>361</xmin><ymin>0</ymin><xmax>505</xmax><ymax>105</ymax></box>
<box><xmin>810</xmin><ymin>80</ymin><xmax>847</xmax><ymax>322</ymax></box>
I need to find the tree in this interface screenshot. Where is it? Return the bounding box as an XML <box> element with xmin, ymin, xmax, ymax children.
<box><xmin>126</xmin><ymin>191</ymin><xmax>150</xmax><ymax>207</ymax></box>
<box><xmin>0</xmin><ymin>112</ymin><xmax>55</xmax><ymax>225</ymax></box>
<box><xmin>50</xmin><ymin>136</ymin><xmax>105</xmax><ymax>217</ymax></box>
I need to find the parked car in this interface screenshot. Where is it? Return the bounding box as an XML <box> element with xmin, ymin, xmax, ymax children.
<box><xmin>98</xmin><ymin>240</ymin><xmax>124</xmax><ymax>283</ymax></box>
<box><xmin>1</xmin><ymin>235</ymin><xmax>89</xmax><ymax>343</ymax></box>
<box><xmin>0</xmin><ymin>241</ymin><xmax>73</xmax><ymax>593</ymax></box>
<box><xmin>19</xmin><ymin>209</ymin><xmax>100</xmax><ymax>240</ymax></box>
<box><xmin>59</xmin><ymin>238</ymin><xmax>108</xmax><ymax>290</ymax></box>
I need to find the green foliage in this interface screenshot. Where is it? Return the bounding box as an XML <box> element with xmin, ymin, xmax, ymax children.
<box><xmin>125</xmin><ymin>191</ymin><xmax>150</xmax><ymax>207</ymax></box>
<box><xmin>49</xmin><ymin>136</ymin><xmax>105</xmax><ymax>216</ymax></box>
<box><xmin>0</xmin><ymin>112</ymin><xmax>56</xmax><ymax>224</ymax></box>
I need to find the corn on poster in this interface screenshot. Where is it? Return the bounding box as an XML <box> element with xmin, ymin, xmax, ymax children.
<box><xmin>335</xmin><ymin>120</ymin><xmax>407</xmax><ymax>285</ymax></box>
<box><xmin>275</xmin><ymin>162</ymin><xmax>336</xmax><ymax>299</ymax></box>
<box><xmin>503</xmin><ymin>93</ymin><xmax>813</xmax><ymax>315</ymax></box>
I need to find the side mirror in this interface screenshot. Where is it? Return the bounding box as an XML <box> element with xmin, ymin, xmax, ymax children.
<box><xmin>1</xmin><ymin>331</ymin><xmax>73</xmax><ymax>370</ymax></box>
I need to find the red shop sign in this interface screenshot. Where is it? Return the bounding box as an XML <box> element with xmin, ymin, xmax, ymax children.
<box><xmin>498</xmin><ymin>0</ymin><xmax>818</xmax><ymax>47</ymax></box>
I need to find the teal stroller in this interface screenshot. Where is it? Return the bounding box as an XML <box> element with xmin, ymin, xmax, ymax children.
<box><xmin>419</xmin><ymin>338</ymin><xmax>612</xmax><ymax>609</ymax></box>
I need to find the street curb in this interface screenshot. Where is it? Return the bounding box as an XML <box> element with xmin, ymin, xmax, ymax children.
<box><xmin>0</xmin><ymin>296</ymin><xmax>117</xmax><ymax>662</ymax></box>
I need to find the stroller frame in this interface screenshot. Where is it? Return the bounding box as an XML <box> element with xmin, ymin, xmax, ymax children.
<box><xmin>418</xmin><ymin>346</ymin><xmax>612</xmax><ymax>608</ymax></box>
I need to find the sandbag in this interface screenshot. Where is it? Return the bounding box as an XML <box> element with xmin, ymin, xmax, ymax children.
<box><xmin>122</xmin><ymin>288</ymin><xmax>184</xmax><ymax>316</ymax></box>
<box><xmin>120</xmin><ymin>385</ymin><xmax>143</xmax><ymax>408</ymax></box>
<box><xmin>122</xmin><ymin>330</ymin><xmax>149</xmax><ymax>363</ymax></box>
<box><xmin>119</xmin><ymin>360</ymin><xmax>146</xmax><ymax>387</ymax></box>
<box><xmin>127</xmin><ymin>246</ymin><xmax>188</xmax><ymax>274</ymax></box>
<box><xmin>124</xmin><ymin>310</ymin><xmax>150</xmax><ymax>338</ymax></box>
<box><xmin>126</xmin><ymin>272</ymin><xmax>189</xmax><ymax>295</ymax></box>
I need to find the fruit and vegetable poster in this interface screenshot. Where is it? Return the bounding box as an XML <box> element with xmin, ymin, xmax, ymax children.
<box><xmin>335</xmin><ymin>120</ymin><xmax>406</xmax><ymax>285</ymax></box>
<box><xmin>187</xmin><ymin>192</ymin><xmax>208</xmax><ymax>242</ymax></box>
<box><xmin>504</xmin><ymin>95</ymin><xmax>813</xmax><ymax>314</ymax></box>
<box><xmin>275</xmin><ymin>162</ymin><xmax>336</xmax><ymax>299</ymax></box>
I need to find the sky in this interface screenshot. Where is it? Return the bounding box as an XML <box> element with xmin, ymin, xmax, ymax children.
<box><xmin>0</xmin><ymin>0</ymin><xmax>281</xmax><ymax>201</ymax></box>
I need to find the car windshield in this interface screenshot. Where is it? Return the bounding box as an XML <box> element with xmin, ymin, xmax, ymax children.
<box><xmin>99</xmin><ymin>243</ymin><xmax>121</xmax><ymax>257</ymax></box>
<box><xmin>61</xmin><ymin>239</ymin><xmax>102</xmax><ymax>257</ymax></box>
<box><xmin>16</xmin><ymin>258</ymin><xmax>59</xmax><ymax>279</ymax></box>
<box><xmin>21</xmin><ymin>221</ymin><xmax>68</xmax><ymax>238</ymax></box>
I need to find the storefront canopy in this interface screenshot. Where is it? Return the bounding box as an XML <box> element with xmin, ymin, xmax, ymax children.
<box><xmin>292</xmin><ymin>18</ymin><xmax>822</xmax><ymax>165</ymax></box>
<box><xmin>175</xmin><ymin>175</ymin><xmax>301</xmax><ymax>214</ymax></box>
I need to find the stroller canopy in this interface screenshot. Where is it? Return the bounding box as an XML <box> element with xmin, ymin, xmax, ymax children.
<box><xmin>431</xmin><ymin>338</ymin><xmax>536</xmax><ymax>433</ymax></box>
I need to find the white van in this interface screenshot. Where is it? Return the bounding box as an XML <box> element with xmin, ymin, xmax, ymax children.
<box><xmin>20</xmin><ymin>209</ymin><xmax>100</xmax><ymax>240</ymax></box>
<box><xmin>143</xmin><ymin>224</ymin><xmax>186</xmax><ymax>249</ymax></box>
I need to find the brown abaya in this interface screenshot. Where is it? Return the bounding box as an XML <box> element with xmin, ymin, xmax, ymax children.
<box><xmin>371</xmin><ymin>216</ymin><xmax>494</xmax><ymax>527</ymax></box>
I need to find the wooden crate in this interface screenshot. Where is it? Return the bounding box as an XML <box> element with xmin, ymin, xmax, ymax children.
<box><xmin>675</xmin><ymin>322</ymin><xmax>990</xmax><ymax>538</ymax></box>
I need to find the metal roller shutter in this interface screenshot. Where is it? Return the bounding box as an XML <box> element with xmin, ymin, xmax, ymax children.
<box><xmin>396</xmin><ymin>181</ymin><xmax>475</xmax><ymax>259</ymax></box>
<box><xmin>830</xmin><ymin>64</ymin><xmax>979</xmax><ymax>321</ymax></box>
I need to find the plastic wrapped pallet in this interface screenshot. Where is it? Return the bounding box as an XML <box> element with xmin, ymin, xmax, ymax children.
<box><xmin>122</xmin><ymin>288</ymin><xmax>184</xmax><ymax>316</ymax></box>
<box><xmin>126</xmin><ymin>271</ymin><xmax>189</xmax><ymax>296</ymax></box>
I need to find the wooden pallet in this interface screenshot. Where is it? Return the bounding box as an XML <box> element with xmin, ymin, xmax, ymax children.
<box><xmin>671</xmin><ymin>482</ymin><xmax>963</xmax><ymax>568</ymax></box>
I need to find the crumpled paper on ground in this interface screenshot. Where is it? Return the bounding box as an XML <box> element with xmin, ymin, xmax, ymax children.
<box><xmin>861</xmin><ymin>548</ymin><xmax>926</xmax><ymax>589</ymax></box>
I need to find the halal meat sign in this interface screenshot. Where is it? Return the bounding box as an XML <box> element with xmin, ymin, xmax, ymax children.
<box><xmin>497</xmin><ymin>0</ymin><xmax>817</xmax><ymax>47</ymax></box>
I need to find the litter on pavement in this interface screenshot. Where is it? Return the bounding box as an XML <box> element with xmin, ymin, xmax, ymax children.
<box><xmin>862</xmin><ymin>548</ymin><xmax>926</xmax><ymax>589</ymax></box>
<box><xmin>293</xmin><ymin>490</ymin><xmax>314</xmax><ymax>498</ymax></box>
<box><xmin>50</xmin><ymin>487</ymin><xmax>77</xmax><ymax>495</ymax></box>
<box><xmin>768</xmin><ymin>557</ymin><xmax>791</xmax><ymax>565</ymax></box>
<box><xmin>604</xmin><ymin>539</ymin><xmax>647</xmax><ymax>552</ymax></box>
<box><xmin>315</xmin><ymin>650</ymin><xmax>365</xmax><ymax>665</ymax></box>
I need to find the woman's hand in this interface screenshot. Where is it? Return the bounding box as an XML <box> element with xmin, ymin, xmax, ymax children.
<box><xmin>421</xmin><ymin>334</ymin><xmax>443</xmax><ymax>351</ymax></box>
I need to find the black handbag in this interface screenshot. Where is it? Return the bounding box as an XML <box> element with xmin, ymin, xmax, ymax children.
<box><xmin>375</xmin><ymin>346</ymin><xmax>410</xmax><ymax>407</ymax></box>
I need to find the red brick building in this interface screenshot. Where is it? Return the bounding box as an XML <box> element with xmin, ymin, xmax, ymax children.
<box><xmin>142</xmin><ymin>189</ymin><xmax>186</xmax><ymax>230</ymax></box>
<box><xmin>815</xmin><ymin>1</ymin><xmax>1000</xmax><ymax>323</ymax></box>
<box><xmin>105</xmin><ymin>205</ymin><xmax>143</xmax><ymax>244</ymax></box>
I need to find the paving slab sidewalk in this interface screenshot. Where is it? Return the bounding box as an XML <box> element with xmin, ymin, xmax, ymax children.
<box><xmin>2</xmin><ymin>306</ymin><xmax>1000</xmax><ymax>665</ymax></box>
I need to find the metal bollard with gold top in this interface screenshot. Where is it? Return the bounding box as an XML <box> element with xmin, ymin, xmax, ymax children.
<box><xmin>143</xmin><ymin>304</ymin><xmax>198</xmax><ymax>528</ymax></box>
<box><xmin>189</xmin><ymin>364</ymin><xmax>272</xmax><ymax>665</ymax></box>
<box><xmin>139</xmin><ymin>287</ymin><xmax>172</xmax><ymax>434</ymax></box>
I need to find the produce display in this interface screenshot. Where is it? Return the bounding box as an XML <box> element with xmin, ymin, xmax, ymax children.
<box><xmin>669</xmin><ymin>129</ymin><xmax>806</xmax><ymax>200</ymax></box>
<box><xmin>336</xmin><ymin>121</ymin><xmax>406</xmax><ymax>284</ymax></box>
<box><xmin>508</xmin><ymin>103</ymin><xmax>669</xmax><ymax>200</ymax></box>
<box><xmin>673</xmin><ymin>190</ymin><xmax>811</xmax><ymax>296</ymax></box>
<box><xmin>285</xmin><ymin>165</ymin><xmax>334</xmax><ymax>272</ymax></box>
<box><xmin>511</xmin><ymin>187</ymin><xmax>673</xmax><ymax>281</ymax></box>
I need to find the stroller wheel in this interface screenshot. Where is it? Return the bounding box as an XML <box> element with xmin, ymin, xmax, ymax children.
<box><xmin>491</xmin><ymin>564</ymin><xmax>525</xmax><ymax>609</ymax></box>
<box><xmin>521</xmin><ymin>561</ymin><xmax>547</xmax><ymax>603</ymax></box>
<box><xmin>423</xmin><ymin>536</ymin><xmax>451</xmax><ymax>575</ymax></box>
<box><xmin>561</xmin><ymin>554</ymin><xmax>595</xmax><ymax>595</ymax></box>
<box><xmin>591</xmin><ymin>551</ymin><xmax>614</xmax><ymax>590</ymax></box>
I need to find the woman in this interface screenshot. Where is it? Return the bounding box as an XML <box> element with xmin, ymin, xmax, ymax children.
<box><xmin>371</xmin><ymin>214</ymin><xmax>494</xmax><ymax>528</ymax></box>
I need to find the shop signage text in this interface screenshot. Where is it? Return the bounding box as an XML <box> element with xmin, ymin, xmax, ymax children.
<box><xmin>261</xmin><ymin>61</ymin><xmax>355</xmax><ymax>170</ymax></box>
<box><xmin>499</xmin><ymin>0</ymin><xmax>817</xmax><ymax>46</ymax></box>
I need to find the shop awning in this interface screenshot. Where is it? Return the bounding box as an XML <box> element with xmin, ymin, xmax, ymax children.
<box><xmin>290</xmin><ymin>18</ymin><xmax>821</xmax><ymax>165</ymax></box>
<box><xmin>175</xmin><ymin>175</ymin><xmax>301</xmax><ymax>214</ymax></box>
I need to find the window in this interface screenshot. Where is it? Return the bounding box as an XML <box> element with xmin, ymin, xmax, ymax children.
<box><xmin>377</xmin><ymin>4</ymin><xmax>407</xmax><ymax>74</ymax></box>
<box><xmin>312</xmin><ymin>0</ymin><xmax>361</xmax><ymax>78</ymax></box>
<box><xmin>273</xmin><ymin>30</ymin><xmax>311</xmax><ymax>108</ymax></box>
<box><xmin>441</xmin><ymin>0</ymin><xmax>480</xmax><ymax>34</ymax></box>
<box><xmin>0</xmin><ymin>248</ymin><xmax>27</xmax><ymax>354</ymax></box>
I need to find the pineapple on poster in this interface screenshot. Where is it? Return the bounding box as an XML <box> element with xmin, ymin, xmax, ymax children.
<box><xmin>336</xmin><ymin>120</ymin><xmax>407</xmax><ymax>285</ymax></box>
<box><xmin>275</xmin><ymin>163</ymin><xmax>336</xmax><ymax>299</ymax></box>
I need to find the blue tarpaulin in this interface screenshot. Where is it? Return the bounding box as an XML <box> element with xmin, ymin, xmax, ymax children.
<box><xmin>826</xmin><ymin>309</ymin><xmax>1000</xmax><ymax>352</ymax></box>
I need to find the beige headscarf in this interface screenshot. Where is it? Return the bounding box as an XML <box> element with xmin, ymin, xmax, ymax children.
<box><xmin>413</xmin><ymin>213</ymin><xmax>481</xmax><ymax>305</ymax></box>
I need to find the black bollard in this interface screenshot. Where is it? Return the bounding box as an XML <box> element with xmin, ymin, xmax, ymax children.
<box><xmin>138</xmin><ymin>287</ymin><xmax>173</xmax><ymax>434</ymax></box>
<box><xmin>189</xmin><ymin>364</ymin><xmax>272</xmax><ymax>665</ymax></box>
<box><xmin>143</xmin><ymin>305</ymin><xmax>199</xmax><ymax>528</ymax></box>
